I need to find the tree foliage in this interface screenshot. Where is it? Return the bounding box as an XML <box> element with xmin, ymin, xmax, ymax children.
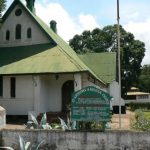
<box><xmin>0</xmin><ymin>0</ymin><xmax>6</xmax><ymax>17</ymax></box>
<box><xmin>138</xmin><ymin>64</ymin><xmax>150</xmax><ymax>92</ymax></box>
<box><xmin>69</xmin><ymin>25</ymin><xmax>145</xmax><ymax>98</ymax></box>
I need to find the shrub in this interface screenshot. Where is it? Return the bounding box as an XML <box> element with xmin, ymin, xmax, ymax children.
<box><xmin>26</xmin><ymin>113</ymin><xmax>52</xmax><ymax>129</ymax></box>
<box><xmin>127</xmin><ymin>102</ymin><xmax>150</xmax><ymax>111</ymax></box>
<box><xmin>131</xmin><ymin>109</ymin><xmax>150</xmax><ymax>131</ymax></box>
<box><xmin>58</xmin><ymin>117</ymin><xmax>71</xmax><ymax>130</ymax></box>
<box><xmin>26</xmin><ymin>113</ymin><xmax>73</xmax><ymax>130</ymax></box>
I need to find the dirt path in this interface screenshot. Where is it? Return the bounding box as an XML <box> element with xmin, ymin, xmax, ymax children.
<box><xmin>0</xmin><ymin>110</ymin><xmax>135</xmax><ymax>130</ymax></box>
<box><xmin>0</xmin><ymin>124</ymin><xmax>26</xmax><ymax>129</ymax></box>
<box><xmin>111</xmin><ymin>110</ymin><xmax>135</xmax><ymax>130</ymax></box>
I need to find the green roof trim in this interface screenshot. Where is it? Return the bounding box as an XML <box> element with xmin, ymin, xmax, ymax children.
<box><xmin>78</xmin><ymin>53</ymin><xmax>116</xmax><ymax>84</ymax></box>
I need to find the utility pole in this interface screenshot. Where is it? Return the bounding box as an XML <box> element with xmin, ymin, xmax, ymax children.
<box><xmin>117</xmin><ymin>0</ymin><xmax>121</xmax><ymax>129</ymax></box>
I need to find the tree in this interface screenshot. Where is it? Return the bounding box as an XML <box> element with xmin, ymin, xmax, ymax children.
<box><xmin>0</xmin><ymin>0</ymin><xmax>7</xmax><ymax>17</ymax></box>
<box><xmin>138</xmin><ymin>64</ymin><xmax>150</xmax><ymax>92</ymax></box>
<box><xmin>69</xmin><ymin>25</ymin><xmax>145</xmax><ymax>98</ymax></box>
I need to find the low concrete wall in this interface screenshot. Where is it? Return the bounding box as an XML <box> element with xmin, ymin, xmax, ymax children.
<box><xmin>1</xmin><ymin>129</ymin><xmax>150</xmax><ymax>150</ymax></box>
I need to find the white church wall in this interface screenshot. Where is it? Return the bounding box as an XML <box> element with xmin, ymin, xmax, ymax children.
<box><xmin>39</xmin><ymin>74</ymin><xmax>74</xmax><ymax>113</ymax></box>
<box><xmin>39</xmin><ymin>75</ymin><xmax>51</xmax><ymax>113</ymax></box>
<box><xmin>74</xmin><ymin>73</ymin><xmax>82</xmax><ymax>91</ymax></box>
<box><xmin>0</xmin><ymin>75</ymin><xmax>34</xmax><ymax>115</ymax></box>
<box><xmin>16</xmin><ymin>76</ymin><xmax>34</xmax><ymax>99</ymax></box>
<box><xmin>82</xmin><ymin>73</ymin><xmax>107</xmax><ymax>92</ymax></box>
<box><xmin>3</xmin><ymin>76</ymin><xmax>10</xmax><ymax>99</ymax></box>
<box><xmin>109</xmin><ymin>81</ymin><xmax>125</xmax><ymax>106</ymax></box>
<box><xmin>0</xmin><ymin>4</ymin><xmax>49</xmax><ymax>47</ymax></box>
<box><xmin>0</xmin><ymin>74</ymin><xmax>122</xmax><ymax>115</ymax></box>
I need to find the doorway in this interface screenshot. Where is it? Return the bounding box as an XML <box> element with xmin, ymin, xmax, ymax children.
<box><xmin>62</xmin><ymin>80</ymin><xmax>74</xmax><ymax>112</ymax></box>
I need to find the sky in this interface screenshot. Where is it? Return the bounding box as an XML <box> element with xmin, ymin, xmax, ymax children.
<box><xmin>6</xmin><ymin>0</ymin><xmax>150</xmax><ymax>65</ymax></box>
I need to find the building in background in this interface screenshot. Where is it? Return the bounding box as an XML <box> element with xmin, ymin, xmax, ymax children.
<box><xmin>125</xmin><ymin>87</ymin><xmax>150</xmax><ymax>104</ymax></box>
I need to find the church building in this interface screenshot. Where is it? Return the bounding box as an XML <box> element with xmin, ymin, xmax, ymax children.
<box><xmin>0</xmin><ymin>0</ymin><xmax>125</xmax><ymax>119</ymax></box>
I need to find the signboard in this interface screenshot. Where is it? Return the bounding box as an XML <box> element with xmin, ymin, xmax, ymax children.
<box><xmin>71</xmin><ymin>86</ymin><xmax>112</xmax><ymax>122</ymax></box>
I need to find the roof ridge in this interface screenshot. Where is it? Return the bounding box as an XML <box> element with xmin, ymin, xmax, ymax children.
<box><xmin>79</xmin><ymin>52</ymin><xmax>116</xmax><ymax>55</ymax></box>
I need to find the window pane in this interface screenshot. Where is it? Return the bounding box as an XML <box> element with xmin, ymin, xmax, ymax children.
<box><xmin>6</xmin><ymin>30</ymin><xmax>10</xmax><ymax>40</ymax></box>
<box><xmin>0</xmin><ymin>76</ymin><xmax>3</xmax><ymax>97</ymax></box>
<box><xmin>16</xmin><ymin>24</ymin><xmax>21</xmax><ymax>39</ymax></box>
<box><xmin>10</xmin><ymin>77</ymin><xmax>16</xmax><ymax>98</ymax></box>
<box><xmin>27</xmin><ymin>28</ymin><xmax>32</xmax><ymax>38</ymax></box>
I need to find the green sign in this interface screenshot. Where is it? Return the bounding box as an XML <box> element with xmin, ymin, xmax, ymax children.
<box><xmin>71</xmin><ymin>86</ymin><xmax>112</xmax><ymax>121</ymax></box>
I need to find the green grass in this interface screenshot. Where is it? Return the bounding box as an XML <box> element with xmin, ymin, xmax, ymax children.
<box><xmin>143</xmin><ymin>111</ymin><xmax>150</xmax><ymax>120</ymax></box>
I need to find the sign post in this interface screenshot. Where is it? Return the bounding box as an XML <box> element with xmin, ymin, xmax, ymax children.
<box><xmin>71</xmin><ymin>86</ymin><xmax>112</xmax><ymax>130</ymax></box>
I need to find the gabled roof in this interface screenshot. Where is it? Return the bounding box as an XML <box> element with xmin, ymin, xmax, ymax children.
<box><xmin>0</xmin><ymin>0</ymin><xmax>107</xmax><ymax>85</ymax></box>
<box><xmin>0</xmin><ymin>44</ymin><xmax>88</xmax><ymax>74</ymax></box>
<box><xmin>78</xmin><ymin>53</ymin><xmax>116</xmax><ymax>84</ymax></box>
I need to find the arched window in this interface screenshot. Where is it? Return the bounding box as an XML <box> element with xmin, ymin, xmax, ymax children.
<box><xmin>6</xmin><ymin>30</ymin><xmax>10</xmax><ymax>40</ymax></box>
<box><xmin>27</xmin><ymin>28</ymin><xmax>32</xmax><ymax>38</ymax></box>
<box><xmin>15</xmin><ymin>24</ymin><xmax>21</xmax><ymax>39</ymax></box>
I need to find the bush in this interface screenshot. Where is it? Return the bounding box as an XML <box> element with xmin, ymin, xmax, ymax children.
<box><xmin>127</xmin><ymin>102</ymin><xmax>150</xmax><ymax>111</ymax></box>
<box><xmin>131</xmin><ymin>109</ymin><xmax>150</xmax><ymax>131</ymax></box>
<box><xmin>26</xmin><ymin>113</ymin><xmax>52</xmax><ymax>129</ymax></box>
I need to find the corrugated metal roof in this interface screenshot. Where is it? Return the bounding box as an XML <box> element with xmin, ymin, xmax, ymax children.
<box><xmin>127</xmin><ymin>92</ymin><xmax>150</xmax><ymax>96</ymax></box>
<box><xmin>0</xmin><ymin>44</ymin><xmax>88</xmax><ymax>74</ymax></box>
<box><xmin>78</xmin><ymin>53</ymin><xmax>116</xmax><ymax>84</ymax></box>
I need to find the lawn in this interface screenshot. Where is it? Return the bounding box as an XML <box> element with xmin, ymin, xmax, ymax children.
<box><xmin>142</xmin><ymin>111</ymin><xmax>150</xmax><ymax>119</ymax></box>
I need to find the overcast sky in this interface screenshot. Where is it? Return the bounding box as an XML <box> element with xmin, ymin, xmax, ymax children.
<box><xmin>6</xmin><ymin>0</ymin><xmax>150</xmax><ymax>65</ymax></box>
